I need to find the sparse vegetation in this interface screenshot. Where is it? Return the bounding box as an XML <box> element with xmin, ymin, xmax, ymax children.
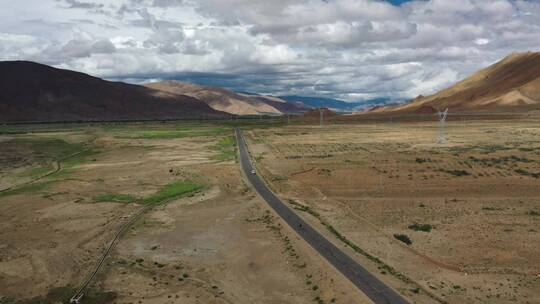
<box><xmin>3</xmin><ymin>119</ymin><xmax>539</xmax><ymax>304</ymax></box>
<box><xmin>393</xmin><ymin>234</ymin><xmax>412</xmax><ymax>245</ymax></box>
<box><xmin>527</xmin><ymin>210</ymin><xmax>540</xmax><ymax>216</ymax></box>
<box><xmin>119</xmin><ymin>128</ymin><xmax>229</xmax><ymax>139</ymax></box>
<box><xmin>439</xmin><ymin>169</ymin><xmax>471</xmax><ymax>177</ymax></box>
<box><xmin>408</xmin><ymin>223</ymin><xmax>433</xmax><ymax>232</ymax></box>
<box><xmin>0</xmin><ymin>286</ymin><xmax>117</xmax><ymax>304</ymax></box>
<box><xmin>94</xmin><ymin>193</ymin><xmax>138</xmax><ymax>203</ymax></box>
<box><xmin>0</xmin><ymin>181</ymin><xmax>54</xmax><ymax>198</ymax></box>
<box><xmin>514</xmin><ymin>168</ymin><xmax>540</xmax><ymax>178</ymax></box>
<box><xmin>212</xmin><ymin>135</ymin><xmax>236</xmax><ymax>161</ymax></box>
<box><xmin>61</xmin><ymin>149</ymin><xmax>99</xmax><ymax>168</ymax></box>
<box><xmin>272</xmin><ymin>175</ymin><xmax>288</xmax><ymax>181</ymax></box>
<box><xmin>142</xmin><ymin>180</ymin><xmax>204</xmax><ymax>205</ymax></box>
<box><xmin>24</xmin><ymin>164</ymin><xmax>55</xmax><ymax>179</ymax></box>
<box><xmin>286</xmin><ymin>199</ymin><xmax>425</xmax><ymax>292</ymax></box>
<box><xmin>469</xmin><ymin>155</ymin><xmax>532</xmax><ymax>165</ymax></box>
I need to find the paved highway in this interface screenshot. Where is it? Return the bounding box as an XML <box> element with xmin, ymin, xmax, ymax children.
<box><xmin>235</xmin><ymin>128</ymin><xmax>409</xmax><ymax>304</ymax></box>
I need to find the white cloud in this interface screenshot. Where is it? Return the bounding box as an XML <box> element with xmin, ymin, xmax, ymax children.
<box><xmin>474</xmin><ymin>38</ymin><xmax>490</xmax><ymax>45</ymax></box>
<box><xmin>250</xmin><ymin>44</ymin><xmax>298</xmax><ymax>64</ymax></box>
<box><xmin>1</xmin><ymin>0</ymin><xmax>540</xmax><ymax>102</ymax></box>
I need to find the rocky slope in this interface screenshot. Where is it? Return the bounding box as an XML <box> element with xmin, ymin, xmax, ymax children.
<box><xmin>0</xmin><ymin>61</ymin><xmax>226</xmax><ymax>122</ymax></box>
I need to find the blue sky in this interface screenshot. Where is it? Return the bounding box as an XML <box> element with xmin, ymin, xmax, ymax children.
<box><xmin>1</xmin><ymin>0</ymin><xmax>539</xmax><ymax>102</ymax></box>
<box><xmin>386</xmin><ymin>0</ymin><xmax>414</xmax><ymax>5</ymax></box>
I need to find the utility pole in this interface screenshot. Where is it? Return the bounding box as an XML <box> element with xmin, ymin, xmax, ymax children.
<box><xmin>436</xmin><ymin>108</ymin><xmax>448</xmax><ymax>144</ymax></box>
<box><xmin>319</xmin><ymin>108</ymin><xmax>323</xmax><ymax>127</ymax></box>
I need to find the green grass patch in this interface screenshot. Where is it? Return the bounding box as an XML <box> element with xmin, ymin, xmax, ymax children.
<box><xmin>62</xmin><ymin>149</ymin><xmax>99</xmax><ymax>168</ymax></box>
<box><xmin>21</xmin><ymin>164</ymin><xmax>55</xmax><ymax>179</ymax></box>
<box><xmin>118</xmin><ymin>127</ymin><xmax>229</xmax><ymax>140</ymax></box>
<box><xmin>28</xmin><ymin>165</ymin><xmax>53</xmax><ymax>177</ymax></box>
<box><xmin>0</xmin><ymin>181</ymin><xmax>53</xmax><ymax>198</ymax></box>
<box><xmin>272</xmin><ymin>175</ymin><xmax>288</xmax><ymax>182</ymax></box>
<box><xmin>7</xmin><ymin>136</ymin><xmax>97</xmax><ymax>174</ymax></box>
<box><xmin>127</xmin><ymin>130</ymin><xmax>192</xmax><ymax>139</ymax></box>
<box><xmin>8</xmin><ymin>137</ymin><xmax>86</xmax><ymax>164</ymax></box>
<box><xmin>211</xmin><ymin>135</ymin><xmax>237</xmax><ymax>161</ymax></box>
<box><xmin>1</xmin><ymin>144</ymin><xmax>98</xmax><ymax>199</ymax></box>
<box><xmin>142</xmin><ymin>180</ymin><xmax>204</xmax><ymax>205</ymax></box>
<box><xmin>94</xmin><ymin>193</ymin><xmax>138</xmax><ymax>203</ymax></box>
<box><xmin>0</xmin><ymin>124</ymin><xmax>88</xmax><ymax>135</ymax></box>
<box><xmin>51</xmin><ymin>149</ymin><xmax>100</xmax><ymax>178</ymax></box>
<box><xmin>216</xmin><ymin>135</ymin><xmax>235</xmax><ymax>147</ymax></box>
<box><xmin>30</xmin><ymin>138</ymin><xmax>85</xmax><ymax>159</ymax></box>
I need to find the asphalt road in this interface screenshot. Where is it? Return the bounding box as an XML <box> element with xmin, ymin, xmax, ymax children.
<box><xmin>235</xmin><ymin>128</ymin><xmax>409</xmax><ymax>304</ymax></box>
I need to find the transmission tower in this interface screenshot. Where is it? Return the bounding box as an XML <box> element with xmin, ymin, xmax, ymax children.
<box><xmin>436</xmin><ymin>108</ymin><xmax>448</xmax><ymax>144</ymax></box>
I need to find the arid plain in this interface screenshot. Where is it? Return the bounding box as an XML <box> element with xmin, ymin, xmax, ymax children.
<box><xmin>245</xmin><ymin>116</ymin><xmax>540</xmax><ymax>304</ymax></box>
<box><xmin>0</xmin><ymin>117</ymin><xmax>539</xmax><ymax>304</ymax></box>
<box><xmin>0</xmin><ymin>122</ymin><xmax>365</xmax><ymax>304</ymax></box>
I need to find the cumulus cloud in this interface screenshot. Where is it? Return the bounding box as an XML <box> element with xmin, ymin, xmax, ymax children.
<box><xmin>1</xmin><ymin>0</ymin><xmax>540</xmax><ymax>102</ymax></box>
<box><xmin>59</xmin><ymin>0</ymin><xmax>104</xmax><ymax>9</ymax></box>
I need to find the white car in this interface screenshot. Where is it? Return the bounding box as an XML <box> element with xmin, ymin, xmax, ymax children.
<box><xmin>250</xmin><ymin>169</ymin><xmax>256</xmax><ymax>174</ymax></box>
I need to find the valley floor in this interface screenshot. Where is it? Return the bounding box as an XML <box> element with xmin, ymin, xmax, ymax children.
<box><xmin>0</xmin><ymin>118</ymin><xmax>538</xmax><ymax>304</ymax></box>
<box><xmin>0</xmin><ymin>122</ymin><xmax>362</xmax><ymax>304</ymax></box>
<box><xmin>246</xmin><ymin>118</ymin><xmax>540</xmax><ymax>304</ymax></box>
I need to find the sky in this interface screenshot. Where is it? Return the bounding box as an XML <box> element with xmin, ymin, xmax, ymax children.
<box><xmin>1</xmin><ymin>0</ymin><xmax>540</xmax><ymax>102</ymax></box>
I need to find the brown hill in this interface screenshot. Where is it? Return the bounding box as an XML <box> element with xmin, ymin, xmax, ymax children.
<box><xmin>0</xmin><ymin>61</ymin><xmax>226</xmax><ymax>123</ymax></box>
<box><xmin>145</xmin><ymin>80</ymin><xmax>306</xmax><ymax>115</ymax></box>
<box><xmin>380</xmin><ymin>52</ymin><xmax>540</xmax><ymax>114</ymax></box>
<box><xmin>240</xmin><ymin>93</ymin><xmax>310</xmax><ymax>114</ymax></box>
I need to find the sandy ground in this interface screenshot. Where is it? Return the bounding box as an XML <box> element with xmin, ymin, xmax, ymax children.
<box><xmin>247</xmin><ymin>119</ymin><xmax>540</xmax><ymax>304</ymax></box>
<box><xmin>0</xmin><ymin>123</ymin><xmax>368</xmax><ymax>304</ymax></box>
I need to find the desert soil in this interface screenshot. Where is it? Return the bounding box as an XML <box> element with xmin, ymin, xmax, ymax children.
<box><xmin>246</xmin><ymin>118</ymin><xmax>540</xmax><ymax>304</ymax></box>
<box><xmin>0</xmin><ymin>122</ymin><xmax>367</xmax><ymax>304</ymax></box>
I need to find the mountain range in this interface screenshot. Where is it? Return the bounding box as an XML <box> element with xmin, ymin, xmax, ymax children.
<box><xmin>279</xmin><ymin>96</ymin><xmax>391</xmax><ymax>112</ymax></box>
<box><xmin>368</xmin><ymin>51</ymin><xmax>540</xmax><ymax>114</ymax></box>
<box><xmin>2</xmin><ymin>52</ymin><xmax>540</xmax><ymax>123</ymax></box>
<box><xmin>0</xmin><ymin>61</ymin><xmax>226</xmax><ymax>122</ymax></box>
<box><xmin>145</xmin><ymin>81</ymin><xmax>307</xmax><ymax>116</ymax></box>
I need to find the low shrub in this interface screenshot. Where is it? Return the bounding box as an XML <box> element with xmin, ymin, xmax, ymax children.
<box><xmin>394</xmin><ymin>234</ymin><xmax>412</xmax><ymax>245</ymax></box>
<box><xmin>408</xmin><ymin>223</ymin><xmax>433</xmax><ymax>232</ymax></box>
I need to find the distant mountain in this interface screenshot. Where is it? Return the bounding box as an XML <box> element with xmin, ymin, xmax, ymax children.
<box><xmin>238</xmin><ymin>93</ymin><xmax>309</xmax><ymax>114</ymax></box>
<box><xmin>374</xmin><ymin>52</ymin><xmax>540</xmax><ymax>114</ymax></box>
<box><xmin>279</xmin><ymin>96</ymin><xmax>391</xmax><ymax>111</ymax></box>
<box><xmin>0</xmin><ymin>61</ymin><xmax>226</xmax><ymax>122</ymax></box>
<box><xmin>146</xmin><ymin>81</ymin><xmax>306</xmax><ymax>115</ymax></box>
<box><xmin>301</xmin><ymin>107</ymin><xmax>337</xmax><ymax>118</ymax></box>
